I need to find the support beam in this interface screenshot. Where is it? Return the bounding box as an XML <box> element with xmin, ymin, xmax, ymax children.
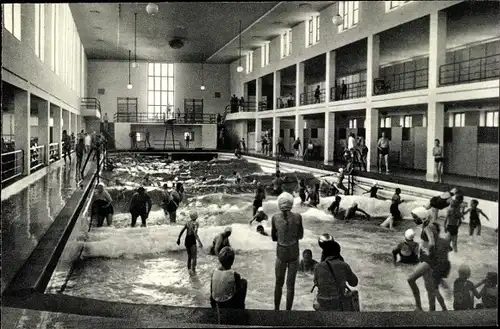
<box><xmin>295</xmin><ymin>114</ymin><xmax>304</xmax><ymax>155</ymax></box>
<box><xmin>14</xmin><ymin>89</ymin><xmax>31</xmax><ymax>175</ymax></box>
<box><xmin>255</xmin><ymin>118</ymin><xmax>262</xmax><ymax>153</ymax></box>
<box><xmin>296</xmin><ymin>63</ymin><xmax>305</xmax><ymax>106</ymax></box>
<box><xmin>325</xmin><ymin>51</ymin><xmax>336</xmax><ymax>103</ymax></box>
<box><xmin>428</xmin><ymin>11</ymin><xmax>447</xmax><ymax>91</ymax></box>
<box><xmin>365</xmin><ymin>107</ymin><xmax>379</xmax><ymax>172</ymax></box>
<box><xmin>38</xmin><ymin>100</ymin><xmax>51</xmax><ymax>165</ymax></box>
<box><xmin>52</xmin><ymin>105</ymin><xmax>62</xmax><ymax>156</ymax></box>
<box><xmin>426</xmin><ymin>102</ymin><xmax>445</xmax><ymax>181</ymax></box>
<box><xmin>273</xmin><ymin>70</ymin><xmax>281</xmax><ymax>109</ymax></box>
<box><xmin>272</xmin><ymin>116</ymin><xmax>280</xmax><ymax>157</ymax></box>
<box><xmin>324</xmin><ymin>112</ymin><xmax>335</xmax><ymax>164</ymax></box>
<box><xmin>366</xmin><ymin>35</ymin><xmax>380</xmax><ymax>100</ymax></box>
<box><xmin>256</xmin><ymin>78</ymin><xmax>262</xmax><ymax>112</ymax></box>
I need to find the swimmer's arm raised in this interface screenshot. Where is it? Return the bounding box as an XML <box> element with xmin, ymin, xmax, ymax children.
<box><xmin>298</xmin><ymin>215</ymin><xmax>304</xmax><ymax>240</ymax></box>
<box><xmin>478</xmin><ymin>209</ymin><xmax>489</xmax><ymax>220</ymax></box>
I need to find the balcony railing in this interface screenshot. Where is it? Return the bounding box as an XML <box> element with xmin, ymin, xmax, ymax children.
<box><xmin>1</xmin><ymin>149</ymin><xmax>24</xmax><ymax>183</ymax></box>
<box><xmin>114</xmin><ymin>112</ymin><xmax>217</xmax><ymax>124</ymax></box>
<box><xmin>439</xmin><ymin>54</ymin><xmax>500</xmax><ymax>86</ymax></box>
<box><xmin>30</xmin><ymin>145</ymin><xmax>45</xmax><ymax>171</ymax></box>
<box><xmin>374</xmin><ymin>68</ymin><xmax>428</xmax><ymax>95</ymax></box>
<box><xmin>229</xmin><ymin>101</ymin><xmax>266</xmax><ymax>113</ymax></box>
<box><xmin>300</xmin><ymin>89</ymin><xmax>326</xmax><ymax>106</ymax></box>
<box><xmin>49</xmin><ymin>142</ymin><xmax>61</xmax><ymax>163</ymax></box>
<box><xmin>330</xmin><ymin>81</ymin><xmax>367</xmax><ymax>101</ymax></box>
<box><xmin>81</xmin><ymin>98</ymin><xmax>102</xmax><ymax>116</ymax></box>
<box><xmin>276</xmin><ymin>97</ymin><xmax>297</xmax><ymax>109</ymax></box>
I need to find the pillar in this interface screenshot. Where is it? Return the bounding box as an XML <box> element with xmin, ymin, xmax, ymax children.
<box><xmin>244</xmin><ymin>83</ymin><xmax>249</xmax><ymax>103</ymax></box>
<box><xmin>273</xmin><ymin>70</ymin><xmax>281</xmax><ymax>109</ymax></box>
<box><xmin>62</xmin><ymin>110</ymin><xmax>69</xmax><ymax>134</ymax></box>
<box><xmin>14</xmin><ymin>90</ymin><xmax>31</xmax><ymax>175</ymax></box>
<box><xmin>428</xmin><ymin>11</ymin><xmax>447</xmax><ymax>90</ymax></box>
<box><xmin>324</xmin><ymin>112</ymin><xmax>335</xmax><ymax>164</ymax></box>
<box><xmin>238</xmin><ymin>120</ymin><xmax>248</xmax><ymax>142</ymax></box>
<box><xmin>52</xmin><ymin>105</ymin><xmax>62</xmax><ymax>156</ymax></box>
<box><xmin>366</xmin><ymin>35</ymin><xmax>380</xmax><ymax>99</ymax></box>
<box><xmin>295</xmin><ymin>114</ymin><xmax>304</xmax><ymax>149</ymax></box>
<box><xmin>38</xmin><ymin>100</ymin><xmax>50</xmax><ymax>165</ymax></box>
<box><xmin>325</xmin><ymin>51</ymin><xmax>336</xmax><ymax>103</ymax></box>
<box><xmin>296</xmin><ymin>62</ymin><xmax>305</xmax><ymax>105</ymax></box>
<box><xmin>71</xmin><ymin>113</ymin><xmax>77</xmax><ymax>136</ymax></box>
<box><xmin>256</xmin><ymin>78</ymin><xmax>262</xmax><ymax>111</ymax></box>
<box><xmin>255</xmin><ymin>118</ymin><xmax>262</xmax><ymax>152</ymax></box>
<box><xmin>426</xmin><ymin>102</ymin><xmax>445</xmax><ymax>181</ymax></box>
<box><xmin>365</xmin><ymin>107</ymin><xmax>379</xmax><ymax>172</ymax></box>
<box><xmin>272</xmin><ymin>116</ymin><xmax>280</xmax><ymax>157</ymax></box>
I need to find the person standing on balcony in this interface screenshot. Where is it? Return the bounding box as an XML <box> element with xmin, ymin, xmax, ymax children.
<box><xmin>184</xmin><ymin>132</ymin><xmax>191</xmax><ymax>149</ymax></box>
<box><xmin>239</xmin><ymin>96</ymin><xmax>245</xmax><ymax>112</ymax></box>
<box><xmin>314</xmin><ymin>86</ymin><xmax>321</xmax><ymax>103</ymax></box>
<box><xmin>230</xmin><ymin>94</ymin><xmax>238</xmax><ymax>113</ymax></box>
<box><xmin>145</xmin><ymin>129</ymin><xmax>151</xmax><ymax>149</ymax></box>
<box><xmin>103</xmin><ymin>113</ymin><xmax>109</xmax><ymax>131</ymax></box>
<box><xmin>288</xmin><ymin>93</ymin><xmax>295</xmax><ymax>107</ymax></box>
<box><xmin>377</xmin><ymin>131</ymin><xmax>390</xmax><ymax>174</ymax></box>
<box><xmin>62</xmin><ymin>130</ymin><xmax>72</xmax><ymax>165</ymax></box>
<box><xmin>341</xmin><ymin>81</ymin><xmax>347</xmax><ymax>100</ymax></box>
<box><xmin>176</xmin><ymin>108</ymin><xmax>181</xmax><ymax>120</ymax></box>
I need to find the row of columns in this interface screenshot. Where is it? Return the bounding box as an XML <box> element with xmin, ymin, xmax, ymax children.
<box><xmin>12</xmin><ymin>89</ymin><xmax>82</xmax><ymax>176</ymax></box>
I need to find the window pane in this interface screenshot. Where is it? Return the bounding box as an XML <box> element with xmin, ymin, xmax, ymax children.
<box><xmin>161</xmin><ymin>92</ymin><xmax>168</xmax><ymax>105</ymax></box>
<box><xmin>148</xmin><ymin>63</ymin><xmax>154</xmax><ymax>76</ymax></box>
<box><xmin>354</xmin><ymin>8</ymin><xmax>359</xmax><ymax>25</ymax></box>
<box><xmin>154</xmin><ymin>91</ymin><xmax>160</xmax><ymax>105</ymax></box>
<box><xmin>448</xmin><ymin>115</ymin><xmax>453</xmax><ymax>127</ymax></box>
<box><xmin>161</xmin><ymin>63</ymin><xmax>168</xmax><ymax>76</ymax></box>
<box><xmin>13</xmin><ymin>3</ymin><xmax>21</xmax><ymax>39</ymax></box>
<box><xmin>154</xmin><ymin>63</ymin><xmax>161</xmax><ymax>76</ymax></box>
<box><xmin>454</xmin><ymin>114</ymin><xmax>460</xmax><ymax>127</ymax></box>
<box><xmin>494</xmin><ymin>112</ymin><xmax>499</xmax><ymax>127</ymax></box>
<box><xmin>4</xmin><ymin>4</ymin><xmax>13</xmax><ymax>33</ymax></box>
<box><xmin>155</xmin><ymin>77</ymin><xmax>161</xmax><ymax>90</ymax></box>
<box><xmin>148</xmin><ymin>91</ymin><xmax>155</xmax><ymax>105</ymax></box>
<box><xmin>168</xmin><ymin>77</ymin><xmax>174</xmax><ymax>91</ymax></box>
<box><xmin>148</xmin><ymin>77</ymin><xmax>154</xmax><ymax>90</ymax></box>
<box><xmin>161</xmin><ymin>77</ymin><xmax>168</xmax><ymax>90</ymax></box>
<box><xmin>486</xmin><ymin>112</ymin><xmax>493</xmax><ymax>126</ymax></box>
<box><xmin>168</xmin><ymin>64</ymin><xmax>174</xmax><ymax>75</ymax></box>
<box><xmin>168</xmin><ymin>92</ymin><xmax>174</xmax><ymax>106</ymax></box>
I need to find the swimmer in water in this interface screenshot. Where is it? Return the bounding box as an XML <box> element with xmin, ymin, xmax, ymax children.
<box><xmin>233</xmin><ymin>171</ymin><xmax>242</xmax><ymax>185</ymax></box>
<box><xmin>91</xmin><ymin>183</ymin><xmax>114</xmax><ymax>227</ymax></box>
<box><xmin>321</xmin><ymin>179</ymin><xmax>339</xmax><ymax>197</ymax></box>
<box><xmin>250</xmin><ymin>207</ymin><xmax>268</xmax><ymax>226</ymax></box>
<box><xmin>335</xmin><ymin>168</ymin><xmax>349</xmax><ymax>195</ymax></box>
<box><xmin>129</xmin><ymin>187</ymin><xmax>152</xmax><ymax>227</ymax></box>
<box><xmin>424</xmin><ymin>187</ymin><xmax>460</xmax><ymax>221</ymax></box>
<box><xmin>463</xmin><ymin>199</ymin><xmax>490</xmax><ymax>236</ymax></box>
<box><xmin>444</xmin><ymin>194</ymin><xmax>464</xmax><ymax>252</ymax></box>
<box><xmin>272</xmin><ymin>192</ymin><xmax>304</xmax><ymax>311</ymax></box>
<box><xmin>253</xmin><ymin>182</ymin><xmax>266</xmax><ymax>216</ymax></box>
<box><xmin>344</xmin><ymin>202</ymin><xmax>371</xmax><ymax>221</ymax></box>
<box><xmin>177</xmin><ymin>210</ymin><xmax>204</xmax><ymax>273</ymax></box>
<box><xmin>392</xmin><ymin>229</ymin><xmax>420</xmax><ymax>264</ymax></box>
<box><xmin>256</xmin><ymin>225</ymin><xmax>268</xmax><ymax>236</ymax></box>
<box><xmin>162</xmin><ymin>181</ymin><xmax>181</xmax><ymax>224</ymax></box>
<box><xmin>306</xmin><ymin>184</ymin><xmax>320</xmax><ymax>208</ymax></box>
<box><xmin>363</xmin><ymin>183</ymin><xmax>383</xmax><ymax>199</ymax></box>
<box><xmin>210</xmin><ymin>227</ymin><xmax>232</xmax><ymax>256</ymax></box>
<box><xmin>298</xmin><ymin>249</ymin><xmax>318</xmax><ymax>274</ymax></box>
<box><xmin>272</xmin><ymin>171</ymin><xmax>285</xmax><ymax>196</ymax></box>
<box><xmin>380</xmin><ymin>188</ymin><xmax>404</xmax><ymax>229</ymax></box>
<box><xmin>328</xmin><ymin>195</ymin><xmax>342</xmax><ymax>218</ymax></box>
<box><xmin>296</xmin><ymin>177</ymin><xmax>307</xmax><ymax>205</ymax></box>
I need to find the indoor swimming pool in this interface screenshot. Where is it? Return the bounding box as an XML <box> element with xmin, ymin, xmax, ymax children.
<box><xmin>49</xmin><ymin>155</ymin><xmax>498</xmax><ymax>312</ymax></box>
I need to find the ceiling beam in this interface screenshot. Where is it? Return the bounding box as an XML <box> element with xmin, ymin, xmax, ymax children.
<box><xmin>206</xmin><ymin>2</ymin><xmax>284</xmax><ymax>62</ymax></box>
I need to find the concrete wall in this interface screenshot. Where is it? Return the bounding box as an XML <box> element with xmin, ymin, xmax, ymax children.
<box><xmin>201</xmin><ymin>124</ymin><xmax>217</xmax><ymax>149</ymax></box>
<box><xmin>87</xmin><ymin>61</ymin><xmax>230</xmax><ymax>122</ymax></box>
<box><xmin>2</xmin><ymin>4</ymin><xmax>87</xmax><ymax>112</ymax></box>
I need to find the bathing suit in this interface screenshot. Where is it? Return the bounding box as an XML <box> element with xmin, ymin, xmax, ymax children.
<box><xmin>328</xmin><ymin>201</ymin><xmax>340</xmax><ymax>214</ymax></box>
<box><xmin>379</xmin><ymin>147</ymin><xmax>389</xmax><ymax>156</ymax></box>
<box><xmin>430</xmin><ymin>196</ymin><xmax>449</xmax><ymax>210</ymax></box>
<box><xmin>395</xmin><ymin>241</ymin><xmax>419</xmax><ymax>264</ymax></box>
<box><xmin>453</xmin><ymin>278</ymin><xmax>476</xmax><ymax>310</ymax></box>
<box><xmin>299</xmin><ymin>186</ymin><xmax>306</xmax><ymax>202</ymax></box>
<box><xmin>184</xmin><ymin>221</ymin><xmax>199</xmax><ymax>249</ymax></box>
<box><xmin>272</xmin><ymin>212</ymin><xmax>303</xmax><ymax>263</ymax></box>
<box><xmin>390</xmin><ymin>195</ymin><xmax>402</xmax><ymax>221</ymax></box>
<box><xmin>369</xmin><ymin>187</ymin><xmax>380</xmax><ymax>198</ymax></box>
<box><xmin>93</xmin><ymin>199</ymin><xmax>114</xmax><ymax>217</ymax></box>
<box><xmin>254</xmin><ymin>212</ymin><xmax>267</xmax><ymax>223</ymax></box>
<box><xmin>469</xmin><ymin>208</ymin><xmax>481</xmax><ymax>228</ymax></box>
<box><xmin>210</xmin><ymin>234</ymin><xmax>230</xmax><ymax>256</ymax></box>
<box><xmin>344</xmin><ymin>206</ymin><xmax>357</xmax><ymax>220</ymax></box>
<box><xmin>434</xmin><ymin>157</ymin><xmax>445</xmax><ymax>163</ymax></box>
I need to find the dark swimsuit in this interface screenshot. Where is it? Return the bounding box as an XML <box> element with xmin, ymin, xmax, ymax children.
<box><xmin>469</xmin><ymin>209</ymin><xmax>480</xmax><ymax>228</ymax></box>
<box><xmin>430</xmin><ymin>196</ymin><xmax>449</xmax><ymax>210</ymax></box>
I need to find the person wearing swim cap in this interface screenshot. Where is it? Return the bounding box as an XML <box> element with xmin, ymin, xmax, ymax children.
<box><xmin>210</xmin><ymin>227</ymin><xmax>232</xmax><ymax>256</ymax></box>
<box><xmin>233</xmin><ymin>171</ymin><xmax>242</xmax><ymax>185</ymax></box>
<box><xmin>424</xmin><ymin>187</ymin><xmax>461</xmax><ymax>221</ymax></box>
<box><xmin>381</xmin><ymin>188</ymin><xmax>404</xmax><ymax>229</ymax></box>
<box><xmin>162</xmin><ymin>181</ymin><xmax>181</xmax><ymax>223</ymax></box>
<box><xmin>272</xmin><ymin>171</ymin><xmax>285</xmax><ymax>196</ymax></box>
<box><xmin>91</xmin><ymin>183</ymin><xmax>114</xmax><ymax>227</ymax></box>
<box><xmin>344</xmin><ymin>202</ymin><xmax>370</xmax><ymax>221</ymax></box>
<box><xmin>129</xmin><ymin>186</ymin><xmax>152</xmax><ymax>227</ymax></box>
<box><xmin>256</xmin><ymin>225</ymin><xmax>268</xmax><ymax>236</ymax></box>
<box><xmin>177</xmin><ymin>211</ymin><xmax>204</xmax><ymax>273</ymax></box>
<box><xmin>249</xmin><ymin>207</ymin><xmax>268</xmax><ymax>226</ymax></box>
<box><xmin>210</xmin><ymin>246</ymin><xmax>247</xmax><ymax>309</ymax></box>
<box><xmin>392</xmin><ymin>229</ymin><xmax>419</xmax><ymax>264</ymax></box>
<box><xmin>271</xmin><ymin>192</ymin><xmax>304</xmax><ymax>311</ymax></box>
<box><xmin>253</xmin><ymin>181</ymin><xmax>266</xmax><ymax>216</ymax></box>
<box><xmin>313</xmin><ymin>234</ymin><xmax>358</xmax><ymax>311</ymax></box>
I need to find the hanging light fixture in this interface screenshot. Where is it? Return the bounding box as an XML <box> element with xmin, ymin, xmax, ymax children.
<box><xmin>200</xmin><ymin>55</ymin><xmax>206</xmax><ymax>90</ymax></box>
<box><xmin>132</xmin><ymin>12</ymin><xmax>139</xmax><ymax>68</ymax></box>
<box><xmin>236</xmin><ymin>20</ymin><xmax>244</xmax><ymax>73</ymax></box>
<box><xmin>332</xmin><ymin>14</ymin><xmax>343</xmax><ymax>26</ymax></box>
<box><xmin>127</xmin><ymin>50</ymin><xmax>133</xmax><ymax>89</ymax></box>
<box><xmin>146</xmin><ymin>3</ymin><xmax>159</xmax><ymax>15</ymax></box>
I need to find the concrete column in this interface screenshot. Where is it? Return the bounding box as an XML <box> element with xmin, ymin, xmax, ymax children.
<box><xmin>325</xmin><ymin>51</ymin><xmax>336</xmax><ymax>103</ymax></box>
<box><xmin>14</xmin><ymin>89</ymin><xmax>31</xmax><ymax>175</ymax></box>
<box><xmin>426</xmin><ymin>102</ymin><xmax>445</xmax><ymax>181</ymax></box>
<box><xmin>256</xmin><ymin>78</ymin><xmax>262</xmax><ymax>111</ymax></box>
<box><xmin>273</xmin><ymin>70</ymin><xmax>281</xmax><ymax>109</ymax></box>
<box><xmin>324</xmin><ymin>112</ymin><xmax>335</xmax><ymax>164</ymax></box>
<box><xmin>365</xmin><ymin>107</ymin><xmax>379</xmax><ymax>172</ymax></box>
<box><xmin>38</xmin><ymin>100</ymin><xmax>51</xmax><ymax>165</ymax></box>
<box><xmin>296</xmin><ymin>62</ymin><xmax>305</xmax><ymax>105</ymax></box>
<box><xmin>366</xmin><ymin>35</ymin><xmax>380</xmax><ymax>99</ymax></box>
<box><xmin>62</xmin><ymin>110</ymin><xmax>69</xmax><ymax>134</ymax></box>
<box><xmin>238</xmin><ymin>120</ymin><xmax>248</xmax><ymax>141</ymax></box>
<box><xmin>255</xmin><ymin>118</ymin><xmax>262</xmax><ymax>153</ymax></box>
<box><xmin>52</xmin><ymin>105</ymin><xmax>62</xmax><ymax>156</ymax></box>
<box><xmin>75</xmin><ymin>115</ymin><xmax>80</xmax><ymax>134</ymax></box>
<box><xmin>244</xmin><ymin>83</ymin><xmax>249</xmax><ymax>102</ymax></box>
<box><xmin>429</xmin><ymin>11</ymin><xmax>447</xmax><ymax>91</ymax></box>
<box><xmin>272</xmin><ymin>116</ymin><xmax>280</xmax><ymax>157</ymax></box>
<box><xmin>71</xmin><ymin>113</ymin><xmax>77</xmax><ymax>136</ymax></box>
<box><xmin>295</xmin><ymin>114</ymin><xmax>304</xmax><ymax>150</ymax></box>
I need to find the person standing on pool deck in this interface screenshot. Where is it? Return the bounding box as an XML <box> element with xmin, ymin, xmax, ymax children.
<box><xmin>272</xmin><ymin>192</ymin><xmax>304</xmax><ymax>311</ymax></box>
<box><xmin>129</xmin><ymin>187</ymin><xmax>152</xmax><ymax>227</ymax></box>
<box><xmin>177</xmin><ymin>210</ymin><xmax>204</xmax><ymax>273</ymax></box>
<box><xmin>433</xmin><ymin>139</ymin><xmax>445</xmax><ymax>183</ymax></box>
<box><xmin>162</xmin><ymin>181</ymin><xmax>180</xmax><ymax>223</ymax></box>
<box><xmin>377</xmin><ymin>131</ymin><xmax>390</xmax><ymax>174</ymax></box>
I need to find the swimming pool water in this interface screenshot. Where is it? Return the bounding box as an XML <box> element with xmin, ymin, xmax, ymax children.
<box><xmin>57</xmin><ymin>156</ymin><xmax>498</xmax><ymax>312</ymax></box>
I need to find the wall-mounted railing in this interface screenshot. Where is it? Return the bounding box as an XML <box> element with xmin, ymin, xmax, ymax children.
<box><xmin>1</xmin><ymin>150</ymin><xmax>24</xmax><ymax>184</ymax></box>
<box><xmin>330</xmin><ymin>81</ymin><xmax>367</xmax><ymax>101</ymax></box>
<box><xmin>81</xmin><ymin>98</ymin><xmax>102</xmax><ymax>117</ymax></box>
<box><xmin>374</xmin><ymin>68</ymin><xmax>428</xmax><ymax>95</ymax></box>
<box><xmin>439</xmin><ymin>54</ymin><xmax>500</xmax><ymax>86</ymax></box>
<box><xmin>49</xmin><ymin>142</ymin><xmax>61</xmax><ymax>163</ymax></box>
<box><xmin>300</xmin><ymin>89</ymin><xmax>326</xmax><ymax>106</ymax></box>
<box><xmin>30</xmin><ymin>145</ymin><xmax>45</xmax><ymax>171</ymax></box>
<box><xmin>114</xmin><ymin>112</ymin><xmax>217</xmax><ymax>124</ymax></box>
<box><xmin>229</xmin><ymin>101</ymin><xmax>267</xmax><ymax>113</ymax></box>
<box><xmin>276</xmin><ymin>97</ymin><xmax>297</xmax><ymax>109</ymax></box>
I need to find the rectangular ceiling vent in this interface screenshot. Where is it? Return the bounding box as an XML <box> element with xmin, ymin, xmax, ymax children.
<box><xmin>98</xmin><ymin>88</ymin><xmax>106</xmax><ymax>95</ymax></box>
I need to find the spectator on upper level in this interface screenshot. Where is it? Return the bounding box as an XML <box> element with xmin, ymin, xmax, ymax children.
<box><xmin>230</xmin><ymin>95</ymin><xmax>238</xmax><ymax>113</ymax></box>
<box><xmin>103</xmin><ymin>113</ymin><xmax>109</xmax><ymax>131</ymax></box>
<box><xmin>239</xmin><ymin>96</ymin><xmax>245</xmax><ymax>111</ymax></box>
<box><xmin>341</xmin><ymin>81</ymin><xmax>347</xmax><ymax>100</ymax></box>
<box><xmin>314</xmin><ymin>86</ymin><xmax>321</xmax><ymax>103</ymax></box>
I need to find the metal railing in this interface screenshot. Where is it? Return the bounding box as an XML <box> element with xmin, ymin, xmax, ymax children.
<box><xmin>49</xmin><ymin>142</ymin><xmax>61</xmax><ymax>163</ymax></box>
<box><xmin>330</xmin><ymin>81</ymin><xmax>367</xmax><ymax>101</ymax></box>
<box><xmin>1</xmin><ymin>150</ymin><xmax>24</xmax><ymax>183</ymax></box>
<box><xmin>276</xmin><ymin>97</ymin><xmax>297</xmax><ymax>109</ymax></box>
<box><xmin>439</xmin><ymin>54</ymin><xmax>500</xmax><ymax>86</ymax></box>
<box><xmin>374</xmin><ymin>68</ymin><xmax>429</xmax><ymax>95</ymax></box>
<box><xmin>30</xmin><ymin>145</ymin><xmax>45</xmax><ymax>171</ymax></box>
<box><xmin>300</xmin><ymin>89</ymin><xmax>326</xmax><ymax>106</ymax></box>
<box><xmin>228</xmin><ymin>101</ymin><xmax>268</xmax><ymax>113</ymax></box>
<box><xmin>81</xmin><ymin>98</ymin><xmax>102</xmax><ymax>116</ymax></box>
<box><xmin>114</xmin><ymin>112</ymin><xmax>217</xmax><ymax>124</ymax></box>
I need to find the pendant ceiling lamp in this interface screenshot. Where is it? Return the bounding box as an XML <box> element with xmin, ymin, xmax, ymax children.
<box><xmin>236</xmin><ymin>20</ymin><xmax>244</xmax><ymax>73</ymax></box>
<box><xmin>127</xmin><ymin>50</ymin><xmax>133</xmax><ymax>89</ymax></box>
<box><xmin>146</xmin><ymin>3</ymin><xmax>159</xmax><ymax>15</ymax></box>
<box><xmin>132</xmin><ymin>12</ymin><xmax>139</xmax><ymax>68</ymax></box>
<box><xmin>200</xmin><ymin>55</ymin><xmax>206</xmax><ymax>90</ymax></box>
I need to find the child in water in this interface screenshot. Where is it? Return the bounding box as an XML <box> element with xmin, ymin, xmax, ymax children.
<box><xmin>256</xmin><ymin>225</ymin><xmax>268</xmax><ymax>236</ymax></box>
<box><xmin>250</xmin><ymin>207</ymin><xmax>268</xmax><ymax>226</ymax></box>
<box><xmin>453</xmin><ymin>264</ymin><xmax>481</xmax><ymax>310</ymax></box>
<box><xmin>444</xmin><ymin>194</ymin><xmax>464</xmax><ymax>252</ymax></box>
<box><xmin>344</xmin><ymin>202</ymin><xmax>371</xmax><ymax>221</ymax></box>
<box><xmin>328</xmin><ymin>195</ymin><xmax>342</xmax><ymax>218</ymax></box>
<box><xmin>298</xmin><ymin>249</ymin><xmax>318</xmax><ymax>274</ymax></box>
<box><xmin>177</xmin><ymin>211</ymin><xmax>204</xmax><ymax>274</ymax></box>
<box><xmin>392</xmin><ymin>229</ymin><xmax>420</xmax><ymax>264</ymax></box>
<box><xmin>475</xmin><ymin>272</ymin><xmax>498</xmax><ymax>309</ymax></box>
<box><xmin>463</xmin><ymin>199</ymin><xmax>490</xmax><ymax>236</ymax></box>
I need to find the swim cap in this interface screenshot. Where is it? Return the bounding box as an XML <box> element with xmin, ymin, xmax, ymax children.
<box><xmin>97</xmin><ymin>183</ymin><xmax>105</xmax><ymax>188</ymax></box>
<box><xmin>450</xmin><ymin>188</ymin><xmax>458</xmax><ymax>195</ymax></box>
<box><xmin>224</xmin><ymin>226</ymin><xmax>232</xmax><ymax>234</ymax></box>
<box><xmin>174</xmin><ymin>177</ymin><xmax>179</xmax><ymax>181</ymax></box>
<box><xmin>189</xmin><ymin>210</ymin><xmax>198</xmax><ymax>220</ymax></box>
<box><xmin>404</xmin><ymin>229</ymin><xmax>415</xmax><ymax>241</ymax></box>
<box><xmin>318</xmin><ymin>233</ymin><xmax>334</xmax><ymax>245</ymax></box>
<box><xmin>218</xmin><ymin>246</ymin><xmax>235</xmax><ymax>267</ymax></box>
<box><xmin>411</xmin><ymin>206</ymin><xmax>428</xmax><ymax>221</ymax></box>
<box><xmin>166</xmin><ymin>181</ymin><xmax>174</xmax><ymax>188</ymax></box>
<box><xmin>257</xmin><ymin>207</ymin><xmax>264</xmax><ymax>212</ymax></box>
<box><xmin>256</xmin><ymin>225</ymin><xmax>264</xmax><ymax>231</ymax></box>
<box><xmin>339</xmin><ymin>168</ymin><xmax>344</xmax><ymax>173</ymax></box>
<box><xmin>458</xmin><ymin>264</ymin><xmax>471</xmax><ymax>279</ymax></box>
<box><xmin>277</xmin><ymin>192</ymin><xmax>294</xmax><ymax>211</ymax></box>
